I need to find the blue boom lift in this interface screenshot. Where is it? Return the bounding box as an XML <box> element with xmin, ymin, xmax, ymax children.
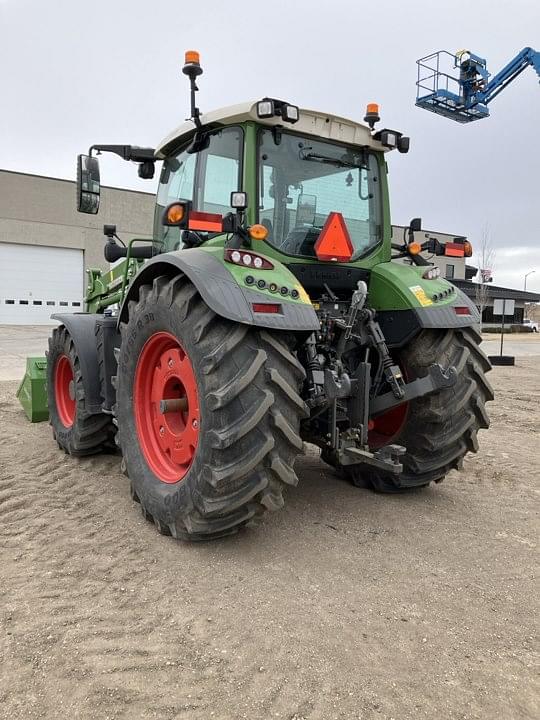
<box><xmin>416</xmin><ymin>47</ymin><xmax>540</xmax><ymax>122</ymax></box>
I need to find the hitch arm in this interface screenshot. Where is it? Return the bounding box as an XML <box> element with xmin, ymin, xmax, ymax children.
<box><xmin>370</xmin><ymin>363</ymin><xmax>457</xmax><ymax>416</ymax></box>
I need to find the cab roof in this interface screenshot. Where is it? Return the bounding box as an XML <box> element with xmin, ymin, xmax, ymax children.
<box><xmin>155</xmin><ymin>101</ymin><xmax>387</xmax><ymax>157</ymax></box>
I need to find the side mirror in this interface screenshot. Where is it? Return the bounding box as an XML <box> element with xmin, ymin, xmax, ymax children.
<box><xmin>77</xmin><ymin>154</ymin><xmax>100</xmax><ymax>214</ymax></box>
<box><xmin>409</xmin><ymin>217</ymin><xmax>422</xmax><ymax>232</ymax></box>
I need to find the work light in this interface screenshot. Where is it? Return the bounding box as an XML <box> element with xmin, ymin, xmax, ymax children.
<box><xmin>422</xmin><ymin>266</ymin><xmax>441</xmax><ymax>280</ymax></box>
<box><xmin>381</xmin><ymin>131</ymin><xmax>397</xmax><ymax>148</ymax></box>
<box><xmin>283</xmin><ymin>104</ymin><xmax>299</xmax><ymax>123</ymax></box>
<box><xmin>256</xmin><ymin>100</ymin><xmax>274</xmax><ymax>118</ymax></box>
<box><xmin>230</xmin><ymin>191</ymin><xmax>248</xmax><ymax>210</ymax></box>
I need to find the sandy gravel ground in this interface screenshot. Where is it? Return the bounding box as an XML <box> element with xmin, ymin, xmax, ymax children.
<box><xmin>0</xmin><ymin>358</ymin><xmax>539</xmax><ymax>720</ymax></box>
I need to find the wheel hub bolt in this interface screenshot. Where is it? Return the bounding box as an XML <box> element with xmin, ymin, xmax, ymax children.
<box><xmin>168</xmin><ymin>358</ymin><xmax>174</xmax><ymax>368</ymax></box>
<box><xmin>192</xmin><ymin>419</ymin><xmax>199</xmax><ymax>429</ymax></box>
<box><xmin>159</xmin><ymin>426</ymin><xmax>165</xmax><ymax>436</ymax></box>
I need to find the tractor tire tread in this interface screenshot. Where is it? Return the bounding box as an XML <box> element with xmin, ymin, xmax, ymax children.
<box><xmin>47</xmin><ymin>325</ymin><xmax>115</xmax><ymax>457</ymax></box>
<box><xmin>115</xmin><ymin>276</ymin><xmax>305</xmax><ymax>541</ymax></box>
<box><xmin>363</xmin><ymin>326</ymin><xmax>493</xmax><ymax>491</ymax></box>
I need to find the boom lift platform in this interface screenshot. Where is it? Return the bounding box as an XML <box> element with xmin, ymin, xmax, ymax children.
<box><xmin>416</xmin><ymin>47</ymin><xmax>540</xmax><ymax>122</ymax></box>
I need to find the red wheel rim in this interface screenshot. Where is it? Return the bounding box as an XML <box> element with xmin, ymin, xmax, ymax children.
<box><xmin>134</xmin><ymin>332</ymin><xmax>199</xmax><ymax>484</ymax></box>
<box><xmin>54</xmin><ymin>354</ymin><xmax>76</xmax><ymax>428</ymax></box>
<box><xmin>368</xmin><ymin>402</ymin><xmax>408</xmax><ymax>449</ymax></box>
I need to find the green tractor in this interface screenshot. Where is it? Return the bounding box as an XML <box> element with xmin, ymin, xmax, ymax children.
<box><xmin>45</xmin><ymin>51</ymin><xmax>493</xmax><ymax>540</ymax></box>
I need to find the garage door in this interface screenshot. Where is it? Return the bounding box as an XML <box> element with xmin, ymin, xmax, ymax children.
<box><xmin>0</xmin><ymin>243</ymin><xmax>84</xmax><ymax>325</ymax></box>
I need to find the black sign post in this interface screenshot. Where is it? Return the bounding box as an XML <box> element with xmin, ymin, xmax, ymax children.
<box><xmin>489</xmin><ymin>298</ymin><xmax>515</xmax><ymax>366</ymax></box>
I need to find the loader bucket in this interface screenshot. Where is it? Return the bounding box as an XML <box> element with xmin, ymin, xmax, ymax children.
<box><xmin>16</xmin><ymin>356</ymin><xmax>48</xmax><ymax>422</ymax></box>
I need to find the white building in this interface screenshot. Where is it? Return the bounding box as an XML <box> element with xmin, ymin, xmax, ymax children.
<box><xmin>0</xmin><ymin>170</ymin><xmax>154</xmax><ymax>324</ymax></box>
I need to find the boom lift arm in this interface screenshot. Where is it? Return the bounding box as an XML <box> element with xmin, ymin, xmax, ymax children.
<box><xmin>416</xmin><ymin>46</ymin><xmax>540</xmax><ymax>122</ymax></box>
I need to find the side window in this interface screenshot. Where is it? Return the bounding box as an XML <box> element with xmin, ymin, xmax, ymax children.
<box><xmin>259</xmin><ymin>165</ymin><xmax>275</xmax><ymax>240</ymax></box>
<box><xmin>153</xmin><ymin>127</ymin><xmax>242</xmax><ymax>250</ymax></box>
<box><xmin>157</xmin><ymin>151</ymin><xmax>196</xmax><ymax>208</ymax></box>
<box><xmin>154</xmin><ymin>149</ymin><xmax>196</xmax><ymax>250</ymax></box>
<box><xmin>197</xmin><ymin>128</ymin><xmax>242</xmax><ymax>215</ymax></box>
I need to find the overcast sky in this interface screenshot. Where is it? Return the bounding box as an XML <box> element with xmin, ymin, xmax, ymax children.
<box><xmin>1</xmin><ymin>0</ymin><xmax>539</xmax><ymax>291</ymax></box>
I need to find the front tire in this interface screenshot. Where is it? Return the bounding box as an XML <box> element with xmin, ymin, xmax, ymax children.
<box><xmin>47</xmin><ymin>325</ymin><xmax>114</xmax><ymax>456</ymax></box>
<box><xmin>115</xmin><ymin>275</ymin><xmax>308</xmax><ymax>541</ymax></box>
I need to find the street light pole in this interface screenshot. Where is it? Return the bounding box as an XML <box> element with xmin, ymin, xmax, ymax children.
<box><xmin>524</xmin><ymin>270</ymin><xmax>536</xmax><ymax>291</ymax></box>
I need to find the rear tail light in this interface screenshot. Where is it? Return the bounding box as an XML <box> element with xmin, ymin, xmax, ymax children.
<box><xmin>224</xmin><ymin>248</ymin><xmax>274</xmax><ymax>269</ymax></box>
<box><xmin>454</xmin><ymin>306</ymin><xmax>471</xmax><ymax>315</ymax></box>
<box><xmin>252</xmin><ymin>303</ymin><xmax>282</xmax><ymax>314</ymax></box>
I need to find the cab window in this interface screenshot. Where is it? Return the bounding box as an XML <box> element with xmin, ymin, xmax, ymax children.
<box><xmin>258</xmin><ymin>129</ymin><xmax>382</xmax><ymax>260</ymax></box>
<box><xmin>154</xmin><ymin>127</ymin><xmax>243</xmax><ymax>250</ymax></box>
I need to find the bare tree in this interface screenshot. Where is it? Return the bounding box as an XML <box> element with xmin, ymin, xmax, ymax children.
<box><xmin>474</xmin><ymin>223</ymin><xmax>497</xmax><ymax>332</ymax></box>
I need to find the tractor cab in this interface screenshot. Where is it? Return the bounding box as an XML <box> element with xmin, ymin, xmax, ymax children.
<box><xmin>151</xmin><ymin>65</ymin><xmax>409</xmax><ymax>285</ymax></box>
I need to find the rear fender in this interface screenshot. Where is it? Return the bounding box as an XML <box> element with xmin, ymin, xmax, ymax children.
<box><xmin>368</xmin><ymin>262</ymin><xmax>480</xmax><ymax>347</ymax></box>
<box><xmin>118</xmin><ymin>247</ymin><xmax>320</xmax><ymax>332</ymax></box>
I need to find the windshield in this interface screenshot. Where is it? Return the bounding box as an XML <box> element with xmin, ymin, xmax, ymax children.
<box><xmin>258</xmin><ymin>129</ymin><xmax>382</xmax><ymax>260</ymax></box>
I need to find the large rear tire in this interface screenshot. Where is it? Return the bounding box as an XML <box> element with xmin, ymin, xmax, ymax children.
<box><xmin>114</xmin><ymin>275</ymin><xmax>308</xmax><ymax>541</ymax></box>
<box><xmin>331</xmin><ymin>327</ymin><xmax>494</xmax><ymax>492</ymax></box>
<box><xmin>47</xmin><ymin>325</ymin><xmax>115</xmax><ymax>456</ymax></box>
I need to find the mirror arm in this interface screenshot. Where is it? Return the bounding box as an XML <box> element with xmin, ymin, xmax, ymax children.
<box><xmin>89</xmin><ymin>145</ymin><xmax>155</xmax><ymax>163</ymax></box>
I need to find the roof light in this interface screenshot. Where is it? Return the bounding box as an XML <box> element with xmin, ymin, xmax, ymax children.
<box><xmin>381</xmin><ymin>131</ymin><xmax>397</xmax><ymax>148</ymax></box>
<box><xmin>248</xmin><ymin>224</ymin><xmax>269</xmax><ymax>241</ymax></box>
<box><xmin>314</xmin><ymin>212</ymin><xmax>354</xmax><ymax>262</ymax></box>
<box><xmin>242</xmin><ymin>253</ymin><xmax>252</xmax><ymax>266</ymax></box>
<box><xmin>184</xmin><ymin>50</ymin><xmax>200</xmax><ymax>65</ymax></box>
<box><xmin>398</xmin><ymin>136</ymin><xmax>410</xmax><ymax>153</ymax></box>
<box><xmin>373</xmin><ymin>128</ymin><xmax>410</xmax><ymax>154</ymax></box>
<box><xmin>364</xmin><ymin>102</ymin><xmax>380</xmax><ymax>129</ymax></box>
<box><xmin>256</xmin><ymin>98</ymin><xmax>299</xmax><ymax>124</ymax></box>
<box><xmin>407</xmin><ymin>242</ymin><xmax>422</xmax><ymax>255</ymax></box>
<box><xmin>283</xmin><ymin>104</ymin><xmax>299</xmax><ymax>123</ymax></box>
<box><xmin>231</xmin><ymin>250</ymin><xmax>241</xmax><ymax>263</ymax></box>
<box><xmin>257</xmin><ymin>100</ymin><xmax>274</xmax><ymax>118</ymax></box>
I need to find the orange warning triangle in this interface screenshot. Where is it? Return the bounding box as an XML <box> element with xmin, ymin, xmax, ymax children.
<box><xmin>314</xmin><ymin>212</ymin><xmax>354</xmax><ymax>262</ymax></box>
